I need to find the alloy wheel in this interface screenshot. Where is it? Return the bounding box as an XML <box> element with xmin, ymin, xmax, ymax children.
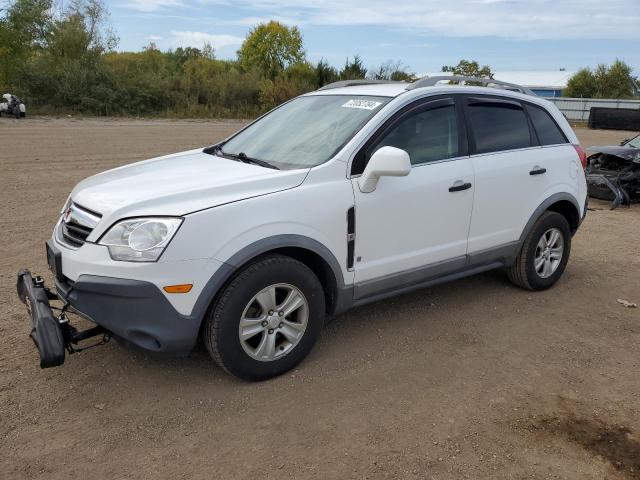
<box><xmin>534</xmin><ymin>227</ymin><xmax>564</xmax><ymax>278</ymax></box>
<box><xmin>238</xmin><ymin>283</ymin><xmax>309</xmax><ymax>362</ymax></box>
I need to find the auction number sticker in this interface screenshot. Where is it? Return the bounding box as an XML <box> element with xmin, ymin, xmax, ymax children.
<box><xmin>341</xmin><ymin>99</ymin><xmax>382</xmax><ymax>110</ymax></box>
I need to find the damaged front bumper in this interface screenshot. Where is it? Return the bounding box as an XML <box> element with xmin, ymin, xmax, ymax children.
<box><xmin>17</xmin><ymin>240</ymin><xmax>204</xmax><ymax>368</ymax></box>
<box><xmin>17</xmin><ymin>269</ymin><xmax>110</xmax><ymax>368</ymax></box>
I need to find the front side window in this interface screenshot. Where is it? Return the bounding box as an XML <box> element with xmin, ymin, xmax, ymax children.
<box><xmin>221</xmin><ymin>95</ymin><xmax>390</xmax><ymax>170</ymax></box>
<box><xmin>526</xmin><ymin>104</ymin><xmax>568</xmax><ymax>146</ymax></box>
<box><xmin>367</xmin><ymin>103</ymin><xmax>459</xmax><ymax>166</ymax></box>
<box><xmin>468</xmin><ymin>100</ymin><xmax>532</xmax><ymax>154</ymax></box>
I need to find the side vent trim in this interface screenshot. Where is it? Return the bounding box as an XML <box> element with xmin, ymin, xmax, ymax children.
<box><xmin>347</xmin><ymin>207</ymin><xmax>356</xmax><ymax>270</ymax></box>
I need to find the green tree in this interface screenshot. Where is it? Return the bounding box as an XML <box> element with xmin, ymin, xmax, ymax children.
<box><xmin>22</xmin><ymin>0</ymin><xmax>118</xmax><ymax>111</ymax></box>
<box><xmin>339</xmin><ymin>55</ymin><xmax>366</xmax><ymax>80</ymax></box>
<box><xmin>564</xmin><ymin>60</ymin><xmax>635</xmax><ymax>98</ymax></box>
<box><xmin>0</xmin><ymin>0</ymin><xmax>52</xmax><ymax>89</ymax></box>
<box><xmin>314</xmin><ymin>58</ymin><xmax>338</xmax><ymax>87</ymax></box>
<box><xmin>564</xmin><ymin>68</ymin><xmax>596</xmax><ymax>98</ymax></box>
<box><xmin>237</xmin><ymin>21</ymin><xmax>305</xmax><ymax>78</ymax></box>
<box><xmin>596</xmin><ymin>60</ymin><xmax>633</xmax><ymax>98</ymax></box>
<box><xmin>259</xmin><ymin>61</ymin><xmax>317</xmax><ymax>109</ymax></box>
<box><xmin>169</xmin><ymin>46</ymin><xmax>206</xmax><ymax>68</ymax></box>
<box><xmin>442</xmin><ymin>59</ymin><xmax>492</xmax><ymax>79</ymax></box>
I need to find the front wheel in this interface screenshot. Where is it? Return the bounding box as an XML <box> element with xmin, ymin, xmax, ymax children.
<box><xmin>203</xmin><ymin>254</ymin><xmax>325</xmax><ymax>381</ymax></box>
<box><xmin>507</xmin><ymin>211</ymin><xmax>572</xmax><ymax>291</ymax></box>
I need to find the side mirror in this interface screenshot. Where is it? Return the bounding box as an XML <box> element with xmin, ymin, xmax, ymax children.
<box><xmin>620</xmin><ymin>139</ymin><xmax>630</xmax><ymax>146</ymax></box>
<box><xmin>357</xmin><ymin>146</ymin><xmax>411</xmax><ymax>193</ymax></box>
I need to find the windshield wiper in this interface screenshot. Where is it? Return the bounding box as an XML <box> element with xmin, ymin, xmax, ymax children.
<box><xmin>233</xmin><ymin>152</ymin><xmax>280</xmax><ymax>170</ymax></box>
<box><xmin>205</xmin><ymin>145</ymin><xmax>279</xmax><ymax>170</ymax></box>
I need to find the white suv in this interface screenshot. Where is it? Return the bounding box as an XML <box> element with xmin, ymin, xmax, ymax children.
<box><xmin>17</xmin><ymin>77</ymin><xmax>588</xmax><ymax>380</ymax></box>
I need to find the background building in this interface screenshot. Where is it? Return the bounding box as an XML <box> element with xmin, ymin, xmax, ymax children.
<box><xmin>492</xmin><ymin>71</ymin><xmax>576</xmax><ymax>97</ymax></box>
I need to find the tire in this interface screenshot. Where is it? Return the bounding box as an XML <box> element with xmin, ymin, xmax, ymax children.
<box><xmin>507</xmin><ymin>211</ymin><xmax>571</xmax><ymax>291</ymax></box>
<box><xmin>203</xmin><ymin>254</ymin><xmax>325</xmax><ymax>381</ymax></box>
<box><xmin>20</xmin><ymin>112</ymin><xmax>25</xmax><ymax>118</ymax></box>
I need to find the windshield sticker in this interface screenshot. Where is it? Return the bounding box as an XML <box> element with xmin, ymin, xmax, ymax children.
<box><xmin>341</xmin><ymin>99</ymin><xmax>383</xmax><ymax>110</ymax></box>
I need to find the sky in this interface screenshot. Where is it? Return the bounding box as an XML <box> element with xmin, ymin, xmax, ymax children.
<box><xmin>106</xmin><ymin>0</ymin><xmax>640</xmax><ymax>74</ymax></box>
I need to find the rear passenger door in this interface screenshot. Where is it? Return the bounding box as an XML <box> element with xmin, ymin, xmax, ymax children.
<box><xmin>464</xmin><ymin>95</ymin><xmax>572</xmax><ymax>254</ymax></box>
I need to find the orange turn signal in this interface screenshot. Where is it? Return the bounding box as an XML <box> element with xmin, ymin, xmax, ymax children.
<box><xmin>163</xmin><ymin>284</ymin><xmax>193</xmax><ymax>294</ymax></box>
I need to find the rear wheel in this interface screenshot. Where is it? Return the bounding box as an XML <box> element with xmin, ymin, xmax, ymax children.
<box><xmin>203</xmin><ymin>254</ymin><xmax>325</xmax><ymax>381</ymax></box>
<box><xmin>507</xmin><ymin>211</ymin><xmax>571</xmax><ymax>290</ymax></box>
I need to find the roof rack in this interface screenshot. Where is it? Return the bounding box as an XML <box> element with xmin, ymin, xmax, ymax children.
<box><xmin>406</xmin><ymin>76</ymin><xmax>535</xmax><ymax>96</ymax></box>
<box><xmin>317</xmin><ymin>80</ymin><xmax>406</xmax><ymax>91</ymax></box>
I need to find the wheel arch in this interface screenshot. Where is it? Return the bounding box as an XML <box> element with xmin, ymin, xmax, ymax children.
<box><xmin>519</xmin><ymin>193</ymin><xmax>581</xmax><ymax>246</ymax></box>
<box><xmin>191</xmin><ymin>235</ymin><xmax>350</xmax><ymax>327</ymax></box>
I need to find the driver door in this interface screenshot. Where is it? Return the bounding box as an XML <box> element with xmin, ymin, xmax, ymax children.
<box><xmin>350</xmin><ymin>96</ymin><xmax>475</xmax><ymax>299</ymax></box>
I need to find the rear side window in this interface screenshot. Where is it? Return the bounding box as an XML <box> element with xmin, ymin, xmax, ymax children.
<box><xmin>526</xmin><ymin>104</ymin><xmax>568</xmax><ymax>146</ymax></box>
<box><xmin>467</xmin><ymin>100</ymin><xmax>532</xmax><ymax>154</ymax></box>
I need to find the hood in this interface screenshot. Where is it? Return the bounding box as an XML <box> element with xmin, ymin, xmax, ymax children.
<box><xmin>586</xmin><ymin>145</ymin><xmax>640</xmax><ymax>161</ymax></box>
<box><xmin>70</xmin><ymin>148</ymin><xmax>308</xmax><ymax>234</ymax></box>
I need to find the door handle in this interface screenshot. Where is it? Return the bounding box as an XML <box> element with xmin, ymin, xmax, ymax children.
<box><xmin>449</xmin><ymin>181</ymin><xmax>472</xmax><ymax>192</ymax></box>
<box><xmin>529</xmin><ymin>166</ymin><xmax>547</xmax><ymax>175</ymax></box>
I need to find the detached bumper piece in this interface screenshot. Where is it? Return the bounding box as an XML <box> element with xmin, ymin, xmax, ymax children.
<box><xmin>16</xmin><ymin>269</ymin><xmax>110</xmax><ymax>368</ymax></box>
<box><xmin>586</xmin><ymin>154</ymin><xmax>640</xmax><ymax>210</ymax></box>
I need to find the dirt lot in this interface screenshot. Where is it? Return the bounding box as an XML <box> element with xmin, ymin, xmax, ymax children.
<box><xmin>1</xmin><ymin>118</ymin><xmax>639</xmax><ymax>480</ymax></box>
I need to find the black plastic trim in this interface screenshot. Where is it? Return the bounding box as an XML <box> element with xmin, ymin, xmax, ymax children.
<box><xmin>353</xmin><ymin>261</ymin><xmax>502</xmax><ymax>307</ymax></box>
<box><xmin>449</xmin><ymin>182</ymin><xmax>472</xmax><ymax>192</ymax></box>
<box><xmin>190</xmin><ymin>234</ymin><xmax>350</xmax><ymax>322</ymax></box>
<box><xmin>346</xmin><ymin>207</ymin><xmax>355</xmax><ymax>270</ymax></box>
<box><xmin>518</xmin><ymin>192</ymin><xmax>581</xmax><ymax>243</ymax></box>
<box><xmin>58</xmin><ymin>275</ymin><xmax>200</xmax><ymax>354</ymax></box>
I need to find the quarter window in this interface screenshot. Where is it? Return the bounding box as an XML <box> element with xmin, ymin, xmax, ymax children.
<box><xmin>368</xmin><ymin>104</ymin><xmax>459</xmax><ymax>166</ymax></box>
<box><xmin>468</xmin><ymin>100</ymin><xmax>532</xmax><ymax>154</ymax></box>
<box><xmin>526</xmin><ymin>104</ymin><xmax>568</xmax><ymax>146</ymax></box>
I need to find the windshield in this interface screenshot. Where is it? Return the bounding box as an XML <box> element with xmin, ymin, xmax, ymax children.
<box><xmin>221</xmin><ymin>95</ymin><xmax>391</xmax><ymax>169</ymax></box>
<box><xmin>625</xmin><ymin>134</ymin><xmax>640</xmax><ymax>148</ymax></box>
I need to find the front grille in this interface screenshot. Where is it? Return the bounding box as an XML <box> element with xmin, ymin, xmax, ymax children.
<box><xmin>60</xmin><ymin>220</ymin><xmax>92</xmax><ymax>247</ymax></box>
<box><xmin>57</xmin><ymin>202</ymin><xmax>101</xmax><ymax>248</ymax></box>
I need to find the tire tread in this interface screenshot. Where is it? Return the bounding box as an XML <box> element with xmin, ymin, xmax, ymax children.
<box><xmin>203</xmin><ymin>254</ymin><xmax>319</xmax><ymax>377</ymax></box>
<box><xmin>507</xmin><ymin>211</ymin><xmax>566</xmax><ymax>291</ymax></box>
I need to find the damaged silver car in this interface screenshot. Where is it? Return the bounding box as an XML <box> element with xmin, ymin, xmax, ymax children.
<box><xmin>586</xmin><ymin>134</ymin><xmax>640</xmax><ymax>209</ymax></box>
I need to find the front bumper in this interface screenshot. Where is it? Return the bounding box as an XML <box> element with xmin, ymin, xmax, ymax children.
<box><xmin>18</xmin><ymin>241</ymin><xmax>209</xmax><ymax>368</ymax></box>
<box><xmin>57</xmin><ymin>274</ymin><xmax>202</xmax><ymax>353</ymax></box>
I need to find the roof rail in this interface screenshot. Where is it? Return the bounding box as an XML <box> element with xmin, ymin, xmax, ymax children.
<box><xmin>406</xmin><ymin>76</ymin><xmax>535</xmax><ymax>96</ymax></box>
<box><xmin>317</xmin><ymin>80</ymin><xmax>406</xmax><ymax>91</ymax></box>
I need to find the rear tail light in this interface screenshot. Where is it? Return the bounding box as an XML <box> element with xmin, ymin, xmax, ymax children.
<box><xmin>573</xmin><ymin>144</ymin><xmax>587</xmax><ymax>170</ymax></box>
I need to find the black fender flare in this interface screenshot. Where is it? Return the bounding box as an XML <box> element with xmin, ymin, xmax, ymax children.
<box><xmin>518</xmin><ymin>192</ymin><xmax>581</xmax><ymax>246</ymax></box>
<box><xmin>190</xmin><ymin>234</ymin><xmax>348</xmax><ymax>323</ymax></box>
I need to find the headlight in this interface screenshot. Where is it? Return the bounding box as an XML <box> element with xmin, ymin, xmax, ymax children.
<box><xmin>99</xmin><ymin>217</ymin><xmax>183</xmax><ymax>262</ymax></box>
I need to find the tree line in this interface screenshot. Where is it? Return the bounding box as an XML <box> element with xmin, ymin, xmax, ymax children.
<box><xmin>0</xmin><ymin>0</ymin><xmax>636</xmax><ymax>117</ymax></box>
<box><xmin>0</xmin><ymin>1</ymin><xmax>417</xmax><ymax>117</ymax></box>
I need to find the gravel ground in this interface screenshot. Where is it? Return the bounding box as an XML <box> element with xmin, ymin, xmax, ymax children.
<box><xmin>1</xmin><ymin>117</ymin><xmax>639</xmax><ymax>480</ymax></box>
